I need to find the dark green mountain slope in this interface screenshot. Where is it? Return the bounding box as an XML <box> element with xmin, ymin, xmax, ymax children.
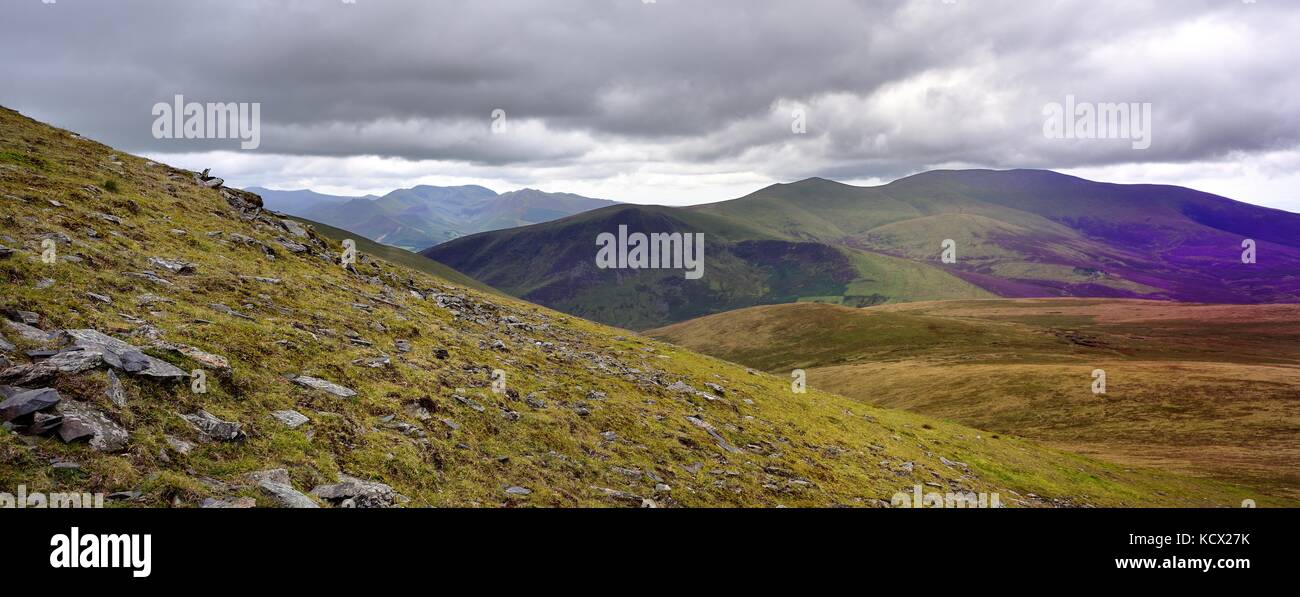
<box><xmin>425</xmin><ymin>170</ymin><xmax>1300</xmax><ymax>330</ymax></box>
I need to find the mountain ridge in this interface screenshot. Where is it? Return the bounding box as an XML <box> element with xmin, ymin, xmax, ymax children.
<box><xmin>254</xmin><ymin>184</ymin><xmax>617</xmax><ymax>251</ymax></box>
<box><xmin>425</xmin><ymin>169</ymin><xmax>1300</xmax><ymax>329</ymax></box>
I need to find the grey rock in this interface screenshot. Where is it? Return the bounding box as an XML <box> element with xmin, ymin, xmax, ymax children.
<box><xmin>1</xmin><ymin>350</ymin><xmax>104</xmax><ymax>385</ymax></box>
<box><xmin>26</xmin><ymin>411</ymin><xmax>64</xmax><ymax>435</ymax></box>
<box><xmin>207</xmin><ymin>303</ymin><xmax>255</xmax><ymax>321</ymax></box>
<box><xmin>454</xmin><ymin>395</ymin><xmax>485</xmax><ymax>413</ymax></box>
<box><xmin>148</xmin><ymin>257</ymin><xmax>197</xmax><ymax>274</ymax></box>
<box><xmin>311</xmin><ymin>474</ymin><xmax>398</xmax><ymax>508</ymax></box>
<box><xmin>940</xmin><ymin>456</ymin><xmax>969</xmax><ymax>470</ymax></box>
<box><xmin>685</xmin><ymin>416</ymin><xmax>742</xmax><ymax>453</ymax></box>
<box><xmin>279</xmin><ymin>219</ymin><xmax>309</xmax><ymax>238</ymax></box>
<box><xmin>277</xmin><ymin>238</ymin><xmax>308</xmax><ymax>254</ymax></box>
<box><xmin>124</xmin><ymin>271</ymin><xmax>174</xmax><ymax>287</ymax></box>
<box><xmin>292</xmin><ymin>375</ymin><xmax>356</xmax><ymax>398</ymax></box>
<box><xmin>666</xmin><ymin>381</ymin><xmax>696</xmax><ymax>394</ymax></box>
<box><xmin>57</xmin><ymin>401</ymin><xmax>129</xmax><ymax>452</ymax></box>
<box><xmin>156</xmin><ymin>342</ymin><xmax>230</xmax><ymax>371</ymax></box>
<box><xmin>104</xmin><ymin>369</ymin><xmax>126</xmax><ymax>407</ymax></box>
<box><xmin>270</xmin><ymin>409</ymin><xmax>309</xmax><ymax>429</ymax></box>
<box><xmin>0</xmin><ymin>387</ymin><xmax>61</xmax><ymax>422</ymax></box>
<box><xmin>259</xmin><ymin>480</ymin><xmax>319</xmax><ymax>508</ymax></box>
<box><xmin>504</xmin><ymin>486</ymin><xmax>532</xmax><ymax>496</ymax></box>
<box><xmin>0</xmin><ymin>245</ymin><xmax>13</xmax><ymax>259</ymax></box>
<box><xmin>136</xmin><ymin>293</ymin><xmax>174</xmax><ymax>306</ymax></box>
<box><xmin>4</xmin><ymin>320</ymin><xmax>53</xmax><ymax>343</ymax></box>
<box><xmin>93</xmin><ymin>212</ymin><xmax>124</xmax><ymax>225</ymax></box>
<box><xmin>182</xmin><ymin>409</ymin><xmax>245</xmax><ymax>442</ymax></box>
<box><xmin>61</xmin><ymin>329</ymin><xmax>188</xmax><ymax>379</ymax></box>
<box><xmin>245</xmin><ymin>468</ymin><xmax>291</xmax><ymax>485</ymax></box>
<box><xmin>165</xmin><ymin>435</ymin><xmax>194</xmax><ymax>455</ymax></box>
<box><xmin>201</xmin><ymin>497</ymin><xmax>256</xmax><ymax>509</ymax></box>
<box><xmin>85</xmin><ymin>292</ymin><xmax>113</xmax><ymax>305</ymax></box>
<box><xmin>239</xmin><ymin>275</ymin><xmax>282</xmax><ymax>285</ymax></box>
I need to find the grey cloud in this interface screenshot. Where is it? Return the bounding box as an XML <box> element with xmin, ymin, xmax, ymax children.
<box><xmin>1</xmin><ymin>0</ymin><xmax>1297</xmax><ymax>186</ymax></box>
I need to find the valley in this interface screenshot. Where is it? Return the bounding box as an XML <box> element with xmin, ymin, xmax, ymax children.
<box><xmin>648</xmin><ymin>299</ymin><xmax>1300</xmax><ymax>500</ymax></box>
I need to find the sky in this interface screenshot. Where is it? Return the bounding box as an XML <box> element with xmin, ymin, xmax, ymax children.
<box><xmin>2</xmin><ymin>0</ymin><xmax>1298</xmax><ymax>210</ymax></box>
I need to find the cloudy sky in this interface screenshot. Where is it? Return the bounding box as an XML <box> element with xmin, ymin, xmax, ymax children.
<box><xmin>2</xmin><ymin>0</ymin><xmax>1298</xmax><ymax>209</ymax></box>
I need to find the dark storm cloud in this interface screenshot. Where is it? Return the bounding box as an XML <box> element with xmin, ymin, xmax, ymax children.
<box><xmin>1</xmin><ymin>0</ymin><xmax>1297</xmax><ymax>185</ymax></box>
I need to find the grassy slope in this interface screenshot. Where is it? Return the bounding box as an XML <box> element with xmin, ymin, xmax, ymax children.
<box><xmin>0</xmin><ymin>106</ymin><xmax>1276</xmax><ymax>507</ymax></box>
<box><xmin>647</xmin><ymin>299</ymin><xmax>1300</xmax><ymax>501</ymax></box>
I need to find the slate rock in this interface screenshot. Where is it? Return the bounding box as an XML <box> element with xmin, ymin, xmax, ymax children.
<box><xmin>104</xmin><ymin>369</ymin><xmax>126</xmax><ymax>407</ymax></box>
<box><xmin>182</xmin><ymin>409</ymin><xmax>245</xmax><ymax>442</ymax></box>
<box><xmin>1</xmin><ymin>350</ymin><xmax>104</xmax><ymax>385</ymax></box>
<box><xmin>685</xmin><ymin>416</ymin><xmax>742</xmax><ymax>454</ymax></box>
<box><xmin>158</xmin><ymin>342</ymin><xmax>230</xmax><ymax>371</ymax></box>
<box><xmin>61</xmin><ymin>329</ymin><xmax>187</xmax><ymax>379</ymax></box>
<box><xmin>259</xmin><ymin>480</ymin><xmax>319</xmax><ymax>508</ymax></box>
<box><xmin>57</xmin><ymin>400</ymin><xmax>129</xmax><ymax>452</ymax></box>
<box><xmin>201</xmin><ymin>497</ymin><xmax>256</xmax><ymax>509</ymax></box>
<box><xmin>311</xmin><ymin>474</ymin><xmax>398</xmax><ymax>508</ymax></box>
<box><xmin>4</xmin><ymin>320</ymin><xmax>54</xmax><ymax>343</ymax></box>
<box><xmin>26</xmin><ymin>411</ymin><xmax>64</xmax><ymax>435</ymax></box>
<box><xmin>270</xmin><ymin>409</ymin><xmax>309</xmax><ymax>429</ymax></box>
<box><xmin>279</xmin><ymin>219</ymin><xmax>309</xmax><ymax>238</ymax></box>
<box><xmin>165</xmin><ymin>435</ymin><xmax>195</xmax><ymax>455</ymax></box>
<box><xmin>148</xmin><ymin>257</ymin><xmax>197</xmax><ymax>274</ymax></box>
<box><xmin>292</xmin><ymin>375</ymin><xmax>356</xmax><ymax>398</ymax></box>
<box><xmin>0</xmin><ymin>387</ymin><xmax>61</xmax><ymax>422</ymax></box>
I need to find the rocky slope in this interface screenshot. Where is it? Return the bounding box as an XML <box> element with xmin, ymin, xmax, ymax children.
<box><xmin>0</xmin><ymin>106</ymin><xmax>1273</xmax><ymax>507</ymax></box>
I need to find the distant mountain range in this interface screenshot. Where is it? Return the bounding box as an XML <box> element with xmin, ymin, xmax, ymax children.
<box><xmin>251</xmin><ymin>185</ymin><xmax>616</xmax><ymax>251</ymax></box>
<box><xmin>423</xmin><ymin>169</ymin><xmax>1300</xmax><ymax>330</ymax></box>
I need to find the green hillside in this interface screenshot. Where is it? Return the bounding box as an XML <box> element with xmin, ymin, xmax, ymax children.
<box><xmin>0</xmin><ymin>105</ymin><xmax>1277</xmax><ymax>507</ymax></box>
